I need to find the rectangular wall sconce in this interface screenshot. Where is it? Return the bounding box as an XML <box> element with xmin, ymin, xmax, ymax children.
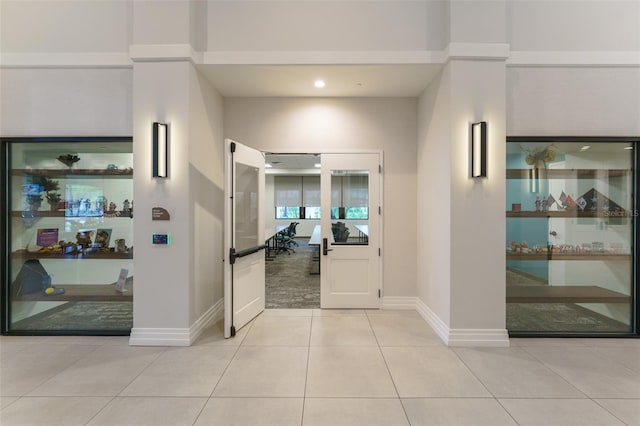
<box><xmin>471</xmin><ymin>121</ymin><xmax>487</xmax><ymax>178</ymax></box>
<box><xmin>152</xmin><ymin>122</ymin><xmax>168</xmax><ymax>178</ymax></box>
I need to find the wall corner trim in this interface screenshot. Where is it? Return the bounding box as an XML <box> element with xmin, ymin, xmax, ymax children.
<box><xmin>129</xmin><ymin>298</ymin><xmax>224</xmax><ymax>347</ymax></box>
<box><xmin>416</xmin><ymin>297</ymin><xmax>510</xmax><ymax>347</ymax></box>
<box><xmin>129</xmin><ymin>44</ymin><xmax>203</xmax><ymax>64</ymax></box>
<box><xmin>447</xmin><ymin>43</ymin><xmax>510</xmax><ymax>61</ymax></box>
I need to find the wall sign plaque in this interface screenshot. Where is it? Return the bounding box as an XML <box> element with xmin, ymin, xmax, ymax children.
<box><xmin>152</xmin><ymin>207</ymin><xmax>170</xmax><ymax>221</ymax></box>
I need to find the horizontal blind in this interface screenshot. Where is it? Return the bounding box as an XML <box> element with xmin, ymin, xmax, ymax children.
<box><xmin>274</xmin><ymin>176</ymin><xmax>302</xmax><ymax>206</ymax></box>
<box><xmin>302</xmin><ymin>176</ymin><xmax>320</xmax><ymax>206</ymax></box>
<box><xmin>342</xmin><ymin>175</ymin><xmax>368</xmax><ymax>207</ymax></box>
<box><xmin>331</xmin><ymin>175</ymin><xmax>342</xmax><ymax>207</ymax></box>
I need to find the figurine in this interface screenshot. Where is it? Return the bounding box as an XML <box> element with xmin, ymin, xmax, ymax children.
<box><xmin>75</xmin><ymin>230</ymin><xmax>93</xmax><ymax>248</ymax></box>
<box><xmin>535</xmin><ymin>196</ymin><xmax>541</xmax><ymax>212</ymax></box>
<box><xmin>541</xmin><ymin>198</ymin><xmax>548</xmax><ymax>212</ymax></box>
<box><xmin>122</xmin><ymin>199</ymin><xmax>131</xmax><ymax>216</ymax></box>
<box><xmin>108</xmin><ymin>202</ymin><xmax>117</xmax><ymax>213</ymax></box>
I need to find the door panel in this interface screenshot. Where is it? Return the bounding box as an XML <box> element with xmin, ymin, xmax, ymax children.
<box><xmin>224</xmin><ymin>139</ymin><xmax>265</xmax><ymax>338</ymax></box>
<box><xmin>321</xmin><ymin>153</ymin><xmax>381</xmax><ymax>308</ymax></box>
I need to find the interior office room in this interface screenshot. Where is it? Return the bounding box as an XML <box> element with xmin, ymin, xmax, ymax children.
<box><xmin>1</xmin><ymin>1</ymin><xmax>639</xmax><ymax>425</ymax></box>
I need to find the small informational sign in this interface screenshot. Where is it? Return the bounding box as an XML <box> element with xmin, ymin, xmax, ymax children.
<box><xmin>152</xmin><ymin>234</ymin><xmax>170</xmax><ymax>245</ymax></box>
<box><xmin>37</xmin><ymin>228</ymin><xmax>59</xmax><ymax>247</ymax></box>
<box><xmin>116</xmin><ymin>268</ymin><xmax>128</xmax><ymax>293</ymax></box>
<box><xmin>152</xmin><ymin>207</ymin><xmax>170</xmax><ymax>221</ymax></box>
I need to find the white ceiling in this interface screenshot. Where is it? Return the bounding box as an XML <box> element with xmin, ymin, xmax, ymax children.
<box><xmin>197</xmin><ymin>64</ymin><xmax>442</xmax><ymax>97</ymax></box>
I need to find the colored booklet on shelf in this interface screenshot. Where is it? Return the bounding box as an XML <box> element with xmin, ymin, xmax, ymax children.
<box><xmin>36</xmin><ymin>228</ymin><xmax>59</xmax><ymax>247</ymax></box>
<box><xmin>116</xmin><ymin>268</ymin><xmax>128</xmax><ymax>293</ymax></box>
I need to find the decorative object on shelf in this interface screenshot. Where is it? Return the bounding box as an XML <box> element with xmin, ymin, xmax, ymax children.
<box><xmin>106</xmin><ymin>164</ymin><xmax>118</xmax><ymax>170</ymax></box>
<box><xmin>25</xmin><ymin>194</ymin><xmax>43</xmax><ymax>211</ymax></box>
<box><xmin>46</xmin><ymin>192</ymin><xmax>62</xmax><ymax>211</ymax></box>
<box><xmin>558</xmin><ymin>191</ymin><xmax>577</xmax><ymax>209</ymax></box>
<box><xmin>95</xmin><ymin>229</ymin><xmax>112</xmax><ymax>249</ymax></box>
<box><xmin>122</xmin><ymin>199</ymin><xmax>131</xmax><ymax>216</ymax></box>
<box><xmin>522</xmin><ymin>143</ymin><xmax>556</xmax><ymax>169</ymax></box>
<box><xmin>470</xmin><ymin>121</ymin><xmax>487</xmax><ymax>178</ymax></box>
<box><xmin>576</xmin><ymin>188</ymin><xmax>626</xmax><ymax>213</ymax></box>
<box><xmin>115</xmin><ymin>238</ymin><xmax>127</xmax><ymax>253</ymax></box>
<box><xmin>152</xmin><ymin>122</ymin><xmax>169</xmax><ymax>178</ymax></box>
<box><xmin>57</xmin><ymin>154</ymin><xmax>80</xmax><ymax>168</ymax></box>
<box><xmin>75</xmin><ymin>230</ymin><xmax>93</xmax><ymax>248</ymax></box>
<box><xmin>36</xmin><ymin>228</ymin><xmax>59</xmax><ymax>247</ymax></box>
<box><xmin>535</xmin><ymin>197</ymin><xmax>541</xmax><ymax>212</ymax></box>
<box><xmin>511</xmin><ymin>203</ymin><xmax>521</xmax><ymax>212</ymax></box>
<box><xmin>546</xmin><ymin>194</ymin><xmax>556</xmax><ymax>210</ymax></box>
<box><xmin>116</xmin><ymin>268</ymin><xmax>128</xmax><ymax>293</ymax></box>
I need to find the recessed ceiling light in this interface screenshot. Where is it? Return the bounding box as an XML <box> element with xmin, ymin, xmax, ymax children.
<box><xmin>314</xmin><ymin>80</ymin><xmax>325</xmax><ymax>88</ymax></box>
<box><xmin>624</xmin><ymin>146</ymin><xmax>633</xmax><ymax>150</ymax></box>
<box><xmin>580</xmin><ymin>145</ymin><xmax>591</xmax><ymax>151</ymax></box>
<box><xmin>314</xmin><ymin>163</ymin><xmax>321</xmax><ymax>168</ymax></box>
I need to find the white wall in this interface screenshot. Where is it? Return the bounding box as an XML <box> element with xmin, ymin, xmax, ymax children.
<box><xmin>224</xmin><ymin>97</ymin><xmax>418</xmax><ymax>298</ymax></box>
<box><xmin>207</xmin><ymin>1</ymin><xmax>448</xmax><ymax>52</ymax></box>
<box><xmin>0</xmin><ymin>68</ymin><xmax>132</xmax><ymax>136</ymax></box>
<box><xmin>507</xmin><ymin>67</ymin><xmax>640</xmax><ymax>136</ymax></box>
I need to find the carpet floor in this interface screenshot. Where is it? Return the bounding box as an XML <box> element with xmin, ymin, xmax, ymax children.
<box><xmin>265</xmin><ymin>238</ymin><xmax>320</xmax><ymax>309</ymax></box>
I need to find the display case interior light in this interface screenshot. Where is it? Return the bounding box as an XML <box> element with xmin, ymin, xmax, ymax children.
<box><xmin>471</xmin><ymin>121</ymin><xmax>487</xmax><ymax>178</ymax></box>
<box><xmin>152</xmin><ymin>122</ymin><xmax>168</xmax><ymax>178</ymax></box>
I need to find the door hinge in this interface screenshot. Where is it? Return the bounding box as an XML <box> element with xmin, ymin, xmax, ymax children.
<box><xmin>230</xmin><ymin>325</ymin><xmax>236</xmax><ymax>337</ymax></box>
<box><xmin>378</xmin><ymin>248</ymin><xmax>381</xmax><ymax>256</ymax></box>
<box><xmin>230</xmin><ymin>142</ymin><xmax>236</xmax><ymax>153</ymax></box>
<box><xmin>378</xmin><ymin>289</ymin><xmax>381</xmax><ymax>298</ymax></box>
<box><xmin>378</xmin><ymin>206</ymin><xmax>381</xmax><ymax>215</ymax></box>
<box><xmin>379</xmin><ymin>164</ymin><xmax>382</xmax><ymax>173</ymax></box>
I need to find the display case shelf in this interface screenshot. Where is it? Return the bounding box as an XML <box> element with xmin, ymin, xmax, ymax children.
<box><xmin>11</xmin><ymin>211</ymin><xmax>132</xmax><ymax>218</ymax></box>
<box><xmin>506</xmin><ymin>210</ymin><xmax>629</xmax><ymax>218</ymax></box>
<box><xmin>506</xmin><ymin>169</ymin><xmax>629</xmax><ymax>179</ymax></box>
<box><xmin>11</xmin><ymin>169</ymin><xmax>133</xmax><ymax>178</ymax></box>
<box><xmin>506</xmin><ymin>253</ymin><xmax>630</xmax><ymax>261</ymax></box>
<box><xmin>13</xmin><ymin>282</ymin><xmax>133</xmax><ymax>302</ymax></box>
<box><xmin>11</xmin><ymin>251</ymin><xmax>133</xmax><ymax>260</ymax></box>
<box><xmin>507</xmin><ymin>285</ymin><xmax>630</xmax><ymax>303</ymax></box>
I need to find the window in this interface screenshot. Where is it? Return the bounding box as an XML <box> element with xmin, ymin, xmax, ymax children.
<box><xmin>274</xmin><ymin>176</ymin><xmax>320</xmax><ymax>219</ymax></box>
<box><xmin>331</xmin><ymin>173</ymin><xmax>369</xmax><ymax>219</ymax></box>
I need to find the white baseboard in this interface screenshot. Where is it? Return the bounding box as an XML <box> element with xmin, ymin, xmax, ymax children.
<box><xmin>382</xmin><ymin>296</ymin><xmax>416</xmax><ymax>310</ymax></box>
<box><xmin>129</xmin><ymin>298</ymin><xmax>224</xmax><ymax>347</ymax></box>
<box><xmin>415</xmin><ymin>298</ymin><xmax>510</xmax><ymax>347</ymax></box>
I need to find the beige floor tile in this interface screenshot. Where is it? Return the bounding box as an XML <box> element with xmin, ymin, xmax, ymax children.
<box><xmin>303</xmin><ymin>398</ymin><xmax>409</xmax><ymax>426</ymax></box>
<box><xmin>454</xmin><ymin>347</ymin><xmax>585</xmax><ymax>398</ymax></box>
<box><xmin>213</xmin><ymin>346</ymin><xmax>308</xmax><ymax>397</ymax></box>
<box><xmin>0</xmin><ymin>396</ymin><xmax>18</xmax><ymax>410</ymax></box>
<box><xmin>243</xmin><ymin>316</ymin><xmax>311</xmax><ymax>346</ymax></box>
<box><xmin>120</xmin><ymin>346</ymin><xmax>237</xmax><ymax>397</ymax></box>
<box><xmin>592</xmin><ymin>346</ymin><xmax>640</xmax><ymax>372</ymax></box>
<box><xmin>402</xmin><ymin>398</ymin><xmax>517</xmax><ymax>426</ymax></box>
<box><xmin>382</xmin><ymin>347</ymin><xmax>491</xmax><ymax>397</ymax></box>
<box><xmin>368</xmin><ymin>315</ymin><xmax>442</xmax><ymax>346</ymax></box>
<box><xmin>306</xmin><ymin>346</ymin><xmax>397</xmax><ymax>397</ymax></box>
<box><xmin>0</xmin><ymin>396</ymin><xmax>111</xmax><ymax>426</ymax></box>
<box><xmin>0</xmin><ymin>344</ymin><xmax>99</xmax><ymax>396</ymax></box>
<box><xmin>524</xmin><ymin>346</ymin><xmax>640</xmax><ymax>398</ymax></box>
<box><xmin>310</xmin><ymin>316</ymin><xmax>377</xmax><ymax>346</ymax></box>
<box><xmin>87</xmin><ymin>396</ymin><xmax>207</xmax><ymax>426</ymax></box>
<box><xmin>191</xmin><ymin>319</ymin><xmax>252</xmax><ymax>346</ymax></box>
<box><xmin>195</xmin><ymin>397</ymin><xmax>303</xmax><ymax>426</ymax></box>
<box><xmin>27</xmin><ymin>345</ymin><xmax>166</xmax><ymax>397</ymax></box>
<box><xmin>312</xmin><ymin>309</ymin><xmax>366</xmax><ymax>316</ymax></box>
<box><xmin>499</xmin><ymin>398</ymin><xmax>626</xmax><ymax>426</ymax></box>
<box><xmin>596</xmin><ymin>398</ymin><xmax>640</xmax><ymax>426</ymax></box>
<box><xmin>262</xmin><ymin>308</ymin><xmax>313</xmax><ymax>317</ymax></box>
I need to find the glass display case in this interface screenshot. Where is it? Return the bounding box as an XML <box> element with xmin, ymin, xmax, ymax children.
<box><xmin>506</xmin><ymin>138</ymin><xmax>636</xmax><ymax>335</ymax></box>
<box><xmin>2</xmin><ymin>138</ymin><xmax>133</xmax><ymax>334</ymax></box>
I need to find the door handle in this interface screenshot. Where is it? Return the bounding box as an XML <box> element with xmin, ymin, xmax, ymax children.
<box><xmin>322</xmin><ymin>238</ymin><xmax>333</xmax><ymax>256</ymax></box>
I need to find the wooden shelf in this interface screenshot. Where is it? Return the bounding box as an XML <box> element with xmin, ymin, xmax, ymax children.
<box><xmin>507</xmin><ymin>285</ymin><xmax>630</xmax><ymax>303</ymax></box>
<box><xmin>11</xmin><ymin>251</ymin><xmax>133</xmax><ymax>260</ymax></box>
<box><xmin>506</xmin><ymin>210</ymin><xmax>629</xmax><ymax>218</ymax></box>
<box><xmin>11</xmin><ymin>169</ymin><xmax>132</xmax><ymax>178</ymax></box>
<box><xmin>507</xmin><ymin>253</ymin><xmax>630</xmax><ymax>261</ymax></box>
<box><xmin>13</xmin><ymin>282</ymin><xmax>133</xmax><ymax>302</ymax></box>
<box><xmin>506</xmin><ymin>169</ymin><xmax>629</xmax><ymax>179</ymax></box>
<box><xmin>11</xmin><ymin>211</ymin><xmax>132</xmax><ymax>218</ymax></box>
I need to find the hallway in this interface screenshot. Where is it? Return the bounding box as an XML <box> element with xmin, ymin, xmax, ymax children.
<box><xmin>1</xmin><ymin>309</ymin><xmax>639</xmax><ymax>425</ymax></box>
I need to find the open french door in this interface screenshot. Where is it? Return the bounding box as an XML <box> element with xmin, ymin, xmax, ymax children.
<box><xmin>224</xmin><ymin>139</ymin><xmax>266</xmax><ymax>338</ymax></box>
<box><xmin>320</xmin><ymin>152</ymin><xmax>382</xmax><ymax>308</ymax></box>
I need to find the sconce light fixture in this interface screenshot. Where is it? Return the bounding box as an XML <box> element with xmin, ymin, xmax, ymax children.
<box><xmin>152</xmin><ymin>122</ymin><xmax>168</xmax><ymax>178</ymax></box>
<box><xmin>470</xmin><ymin>121</ymin><xmax>487</xmax><ymax>178</ymax></box>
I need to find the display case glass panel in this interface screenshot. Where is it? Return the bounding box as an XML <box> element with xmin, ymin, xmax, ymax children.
<box><xmin>3</xmin><ymin>138</ymin><xmax>133</xmax><ymax>334</ymax></box>
<box><xmin>506</xmin><ymin>140</ymin><xmax>635</xmax><ymax>334</ymax></box>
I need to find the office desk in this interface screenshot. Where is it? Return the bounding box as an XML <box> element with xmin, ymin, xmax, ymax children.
<box><xmin>354</xmin><ymin>224</ymin><xmax>369</xmax><ymax>244</ymax></box>
<box><xmin>308</xmin><ymin>225</ymin><xmax>334</xmax><ymax>275</ymax></box>
<box><xmin>265</xmin><ymin>225</ymin><xmax>288</xmax><ymax>259</ymax></box>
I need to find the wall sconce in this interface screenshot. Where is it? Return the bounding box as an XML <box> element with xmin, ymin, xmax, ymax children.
<box><xmin>152</xmin><ymin>122</ymin><xmax>168</xmax><ymax>178</ymax></box>
<box><xmin>471</xmin><ymin>121</ymin><xmax>487</xmax><ymax>178</ymax></box>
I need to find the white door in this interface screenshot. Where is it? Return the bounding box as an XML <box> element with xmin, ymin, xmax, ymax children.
<box><xmin>224</xmin><ymin>139</ymin><xmax>266</xmax><ymax>337</ymax></box>
<box><xmin>320</xmin><ymin>153</ymin><xmax>382</xmax><ymax>308</ymax></box>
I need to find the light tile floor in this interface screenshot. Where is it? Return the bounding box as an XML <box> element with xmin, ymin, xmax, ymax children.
<box><xmin>1</xmin><ymin>309</ymin><xmax>639</xmax><ymax>426</ymax></box>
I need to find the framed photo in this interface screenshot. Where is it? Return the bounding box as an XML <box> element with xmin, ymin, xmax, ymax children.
<box><xmin>37</xmin><ymin>228</ymin><xmax>59</xmax><ymax>247</ymax></box>
<box><xmin>95</xmin><ymin>228</ymin><xmax>112</xmax><ymax>248</ymax></box>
